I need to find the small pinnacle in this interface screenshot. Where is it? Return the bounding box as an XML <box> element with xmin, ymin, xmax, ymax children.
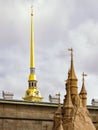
<box><xmin>82</xmin><ymin>72</ymin><xmax>87</xmax><ymax>82</ymax></box>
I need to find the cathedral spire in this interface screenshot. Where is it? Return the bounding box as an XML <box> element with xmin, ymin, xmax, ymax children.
<box><xmin>23</xmin><ymin>6</ymin><xmax>43</xmax><ymax>102</ymax></box>
<box><xmin>29</xmin><ymin>6</ymin><xmax>36</xmax><ymax>81</ymax></box>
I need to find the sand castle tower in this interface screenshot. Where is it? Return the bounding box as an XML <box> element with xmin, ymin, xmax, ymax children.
<box><xmin>53</xmin><ymin>48</ymin><xmax>96</xmax><ymax>130</ymax></box>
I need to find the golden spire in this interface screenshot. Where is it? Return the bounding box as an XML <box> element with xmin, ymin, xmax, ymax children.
<box><xmin>30</xmin><ymin>6</ymin><xmax>35</xmax><ymax>68</ymax></box>
<box><xmin>23</xmin><ymin>6</ymin><xmax>43</xmax><ymax>102</ymax></box>
<box><xmin>29</xmin><ymin>6</ymin><xmax>36</xmax><ymax>81</ymax></box>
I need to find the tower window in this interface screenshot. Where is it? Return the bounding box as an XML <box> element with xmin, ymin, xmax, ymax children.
<box><xmin>32</xmin><ymin>83</ymin><xmax>34</xmax><ymax>86</ymax></box>
<box><xmin>29</xmin><ymin>82</ymin><xmax>30</xmax><ymax>88</ymax></box>
<box><xmin>29</xmin><ymin>82</ymin><xmax>36</xmax><ymax>87</ymax></box>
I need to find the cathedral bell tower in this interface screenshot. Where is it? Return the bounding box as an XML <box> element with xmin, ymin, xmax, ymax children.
<box><xmin>23</xmin><ymin>6</ymin><xmax>43</xmax><ymax>102</ymax></box>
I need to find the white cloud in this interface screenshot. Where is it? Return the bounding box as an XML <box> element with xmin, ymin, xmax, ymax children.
<box><xmin>68</xmin><ymin>19</ymin><xmax>98</xmax><ymax>73</ymax></box>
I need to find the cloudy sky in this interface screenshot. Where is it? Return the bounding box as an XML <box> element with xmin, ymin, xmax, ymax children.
<box><xmin>0</xmin><ymin>0</ymin><xmax>98</xmax><ymax>105</ymax></box>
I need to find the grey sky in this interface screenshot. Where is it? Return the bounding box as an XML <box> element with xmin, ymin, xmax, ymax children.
<box><xmin>0</xmin><ymin>0</ymin><xmax>98</xmax><ymax>104</ymax></box>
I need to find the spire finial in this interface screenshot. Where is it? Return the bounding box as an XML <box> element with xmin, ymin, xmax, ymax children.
<box><xmin>82</xmin><ymin>72</ymin><xmax>87</xmax><ymax>83</ymax></box>
<box><xmin>68</xmin><ymin>48</ymin><xmax>73</xmax><ymax>60</ymax></box>
<box><xmin>31</xmin><ymin>5</ymin><xmax>33</xmax><ymax>16</ymax></box>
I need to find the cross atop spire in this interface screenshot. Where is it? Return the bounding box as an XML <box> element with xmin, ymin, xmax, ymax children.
<box><xmin>82</xmin><ymin>72</ymin><xmax>87</xmax><ymax>83</ymax></box>
<box><xmin>68</xmin><ymin>48</ymin><xmax>73</xmax><ymax>59</ymax></box>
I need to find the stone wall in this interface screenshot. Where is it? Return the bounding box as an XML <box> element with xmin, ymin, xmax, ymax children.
<box><xmin>88</xmin><ymin>106</ymin><xmax>98</xmax><ymax>129</ymax></box>
<box><xmin>0</xmin><ymin>99</ymin><xmax>98</xmax><ymax>130</ymax></box>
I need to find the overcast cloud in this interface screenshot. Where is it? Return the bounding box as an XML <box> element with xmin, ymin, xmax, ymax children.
<box><xmin>0</xmin><ymin>0</ymin><xmax>98</xmax><ymax>104</ymax></box>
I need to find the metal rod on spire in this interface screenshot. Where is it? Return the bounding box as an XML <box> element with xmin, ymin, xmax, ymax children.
<box><xmin>82</xmin><ymin>72</ymin><xmax>87</xmax><ymax>83</ymax></box>
<box><xmin>68</xmin><ymin>48</ymin><xmax>73</xmax><ymax>60</ymax></box>
<box><xmin>29</xmin><ymin>6</ymin><xmax>37</xmax><ymax>80</ymax></box>
<box><xmin>30</xmin><ymin>5</ymin><xmax>35</xmax><ymax>70</ymax></box>
<box><xmin>31</xmin><ymin>5</ymin><xmax>33</xmax><ymax>16</ymax></box>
